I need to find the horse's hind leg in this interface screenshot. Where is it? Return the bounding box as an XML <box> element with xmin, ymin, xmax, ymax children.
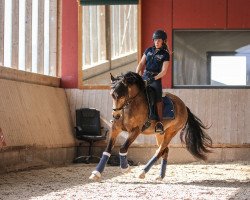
<box><xmin>138</xmin><ymin>129</ymin><xmax>176</xmax><ymax>180</ymax></box>
<box><xmin>156</xmin><ymin>147</ymin><xmax>169</xmax><ymax>181</ymax></box>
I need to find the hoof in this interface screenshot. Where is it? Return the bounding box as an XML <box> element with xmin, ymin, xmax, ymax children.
<box><xmin>138</xmin><ymin>170</ymin><xmax>146</xmax><ymax>179</ymax></box>
<box><xmin>89</xmin><ymin>171</ymin><xmax>101</xmax><ymax>181</ymax></box>
<box><xmin>121</xmin><ymin>164</ymin><xmax>131</xmax><ymax>173</ymax></box>
<box><xmin>155</xmin><ymin>176</ymin><xmax>163</xmax><ymax>181</ymax></box>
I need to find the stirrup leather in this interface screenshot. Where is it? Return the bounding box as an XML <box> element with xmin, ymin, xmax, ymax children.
<box><xmin>141</xmin><ymin>120</ymin><xmax>151</xmax><ymax>132</ymax></box>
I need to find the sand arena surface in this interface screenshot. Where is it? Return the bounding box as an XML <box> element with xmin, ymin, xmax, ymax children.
<box><xmin>0</xmin><ymin>162</ymin><xmax>249</xmax><ymax>200</ymax></box>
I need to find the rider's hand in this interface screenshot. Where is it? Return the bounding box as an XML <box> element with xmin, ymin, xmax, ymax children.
<box><xmin>145</xmin><ymin>76</ymin><xmax>155</xmax><ymax>85</ymax></box>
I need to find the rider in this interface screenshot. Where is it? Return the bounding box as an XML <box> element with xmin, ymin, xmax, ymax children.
<box><xmin>136</xmin><ymin>29</ymin><xmax>170</xmax><ymax>133</ymax></box>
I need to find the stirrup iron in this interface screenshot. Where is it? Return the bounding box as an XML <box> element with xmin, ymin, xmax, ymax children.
<box><xmin>155</xmin><ymin>122</ymin><xmax>164</xmax><ymax>134</ymax></box>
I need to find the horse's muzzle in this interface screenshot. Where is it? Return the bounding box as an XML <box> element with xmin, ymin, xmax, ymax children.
<box><xmin>112</xmin><ymin>114</ymin><xmax>121</xmax><ymax>120</ymax></box>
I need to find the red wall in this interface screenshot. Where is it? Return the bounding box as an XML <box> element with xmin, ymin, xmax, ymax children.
<box><xmin>173</xmin><ymin>0</ymin><xmax>227</xmax><ymax>29</ymax></box>
<box><xmin>227</xmin><ymin>0</ymin><xmax>250</xmax><ymax>28</ymax></box>
<box><xmin>60</xmin><ymin>0</ymin><xmax>250</xmax><ymax>88</ymax></box>
<box><xmin>61</xmin><ymin>0</ymin><xmax>78</xmax><ymax>88</ymax></box>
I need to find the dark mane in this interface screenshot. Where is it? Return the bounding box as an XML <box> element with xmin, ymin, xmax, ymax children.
<box><xmin>111</xmin><ymin>71</ymin><xmax>145</xmax><ymax>99</ymax></box>
<box><xmin>123</xmin><ymin>71</ymin><xmax>145</xmax><ymax>91</ymax></box>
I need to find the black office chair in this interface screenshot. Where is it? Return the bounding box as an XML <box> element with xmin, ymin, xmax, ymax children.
<box><xmin>74</xmin><ymin>108</ymin><xmax>108</xmax><ymax>164</ymax></box>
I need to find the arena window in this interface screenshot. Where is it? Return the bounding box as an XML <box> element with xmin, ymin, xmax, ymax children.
<box><xmin>80</xmin><ymin>4</ymin><xmax>138</xmax><ymax>84</ymax></box>
<box><xmin>0</xmin><ymin>0</ymin><xmax>58</xmax><ymax>77</ymax></box>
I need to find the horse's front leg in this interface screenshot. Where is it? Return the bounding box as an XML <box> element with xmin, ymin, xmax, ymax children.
<box><xmin>89</xmin><ymin>127</ymin><xmax>120</xmax><ymax>181</ymax></box>
<box><xmin>119</xmin><ymin>126</ymin><xmax>140</xmax><ymax>173</ymax></box>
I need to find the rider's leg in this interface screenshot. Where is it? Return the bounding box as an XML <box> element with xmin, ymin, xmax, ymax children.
<box><xmin>150</xmin><ymin>80</ymin><xmax>164</xmax><ymax>133</ymax></box>
<box><xmin>155</xmin><ymin>100</ymin><xmax>164</xmax><ymax>133</ymax></box>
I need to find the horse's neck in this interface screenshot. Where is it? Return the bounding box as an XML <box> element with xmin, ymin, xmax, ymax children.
<box><xmin>126</xmin><ymin>85</ymin><xmax>148</xmax><ymax>123</ymax></box>
<box><xmin>129</xmin><ymin>85</ymin><xmax>146</xmax><ymax>102</ymax></box>
<box><xmin>128</xmin><ymin>85</ymin><xmax>137</xmax><ymax>97</ymax></box>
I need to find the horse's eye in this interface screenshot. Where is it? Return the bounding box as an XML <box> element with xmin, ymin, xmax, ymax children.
<box><xmin>119</xmin><ymin>96</ymin><xmax>125</xmax><ymax>100</ymax></box>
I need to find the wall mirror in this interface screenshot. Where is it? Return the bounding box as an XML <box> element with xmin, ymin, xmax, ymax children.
<box><xmin>173</xmin><ymin>30</ymin><xmax>250</xmax><ymax>87</ymax></box>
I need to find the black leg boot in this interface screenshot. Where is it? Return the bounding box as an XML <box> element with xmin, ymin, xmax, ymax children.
<box><xmin>155</xmin><ymin>101</ymin><xmax>164</xmax><ymax>134</ymax></box>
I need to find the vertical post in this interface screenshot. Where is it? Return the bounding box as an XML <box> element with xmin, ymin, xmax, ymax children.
<box><xmin>83</xmin><ymin>6</ymin><xmax>90</xmax><ymax>66</ymax></box>
<box><xmin>0</xmin><ymin>0</ymin><xmax>4</xmax><ymax>66</ymax></box>
<box><xmin>25</xmin><ymin>0</ymin><xmax>32</xmax><ymax>72</ymax></box>
<box><xmin>129</xmin><ymin>5</ymin><xmax>133</xmax><ymax>52</ymax></box>
<box><xmin>91</xmin><ymin>6</ymin><xmax>97</xmax><ymax>64</ymax></box>
<box><xmin>137</xmin><ymin>0</ymin><xmax>141</xmax><ymax>62</ymax></box>
<box><xmin>119</xmin><ymin>5</ymin><xmax>124</xmax><ymax>55</ymax></box>
<box><xmin>57</xmin><ymin>0</ymin><xmax>62</xmax><ymax>77</ymax></box>
<box><xmin>12</xmin><ymin>0</ymin><xmax>19</xmax><ymax>69</ymax></box>
<box><xmin>78</xmin><ymin>4</ymin><xmax>83</xmax><ymax>85</ymax></box>
<box><xmin>98</xmin><ymin>6</ymin><xmax>106</xmax><ymax>62</ymax></box>
<box><xmin>61</xmin><ymin>0</ymin><xmax>78</xmax><ymax>88</ymax></box>
<box><xmin>37</xmin><ymin>0</ymin><xmax>44</xmax><ymax>74</ymax></box>
<box><xmin>125</xmin><ymin>5</ymin><xmax>129</xmax><ymax>53</ymax></box>
<box><xmin>49</xmin><ymin>0</ymin><xmax>57</xmax><ymax>76</ymax></box>
<box><xmin>105</xmin><ymin>6</ymin><xmax>111</xmax><ymax>68</ymax></box>
<box><xmin>113</xmin><ymin>6</ymin><xmax>119</xmax><ymax>58</ymax></box>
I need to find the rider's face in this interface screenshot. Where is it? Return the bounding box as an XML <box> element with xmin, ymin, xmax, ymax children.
<box><xmin>154</xmin><ymin>39</ymin><xmax>163</xmax><ymax>49</ymax></box>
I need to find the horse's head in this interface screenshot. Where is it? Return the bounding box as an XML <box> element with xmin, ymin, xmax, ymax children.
<box><xmin>110</xmin><ymin>73</ymin><xmax>128</xmax><ymax>119</ymax></box>
<box><xmin>110</xmin><ymin>72</ymin><xmax>145</xmax><ymax>120</ymax></box>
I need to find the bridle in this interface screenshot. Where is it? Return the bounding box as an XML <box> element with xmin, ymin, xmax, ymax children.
<box><xmin>112</xmin><ymin>90</ymin><xmax>141</xmax><ymax>112</ymax></box>
<box><xmin>110</xmin><ymin>72</ymin><xmax>151</xmax><ymax>131</ymax></box>
<box><xmin>111</xmin><ymin>73</ymin><xmax>145</xmax><ymax>113</ymax></box>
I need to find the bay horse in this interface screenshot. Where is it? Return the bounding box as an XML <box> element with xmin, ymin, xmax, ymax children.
<box><xmin>89</xmin><ymin>71</ymin><xmax>212</xmax><ymax>181</ymax></box>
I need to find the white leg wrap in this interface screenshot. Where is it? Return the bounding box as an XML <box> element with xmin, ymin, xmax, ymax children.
<box><xmin>92</xmin><ymin>170</ymin><xmax>101</xmax><ymax>178</ymax></box>
<box><xmin>119</xmin><ymin>152</ymin><xmax>128</xmax><ymax>156</ymax></box>
<box><xmin>103</xmin><ymin>152</ymin><xmax>111</xmax><ymax>157</ymax></box>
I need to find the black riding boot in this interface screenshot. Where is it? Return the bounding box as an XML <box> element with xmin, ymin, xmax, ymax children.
<box><xmin>155</xmin><ymin>101</ymin><xmax>164</xmax><ymax>134</ymax></box>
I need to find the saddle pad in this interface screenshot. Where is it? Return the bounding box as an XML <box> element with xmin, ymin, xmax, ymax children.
<box><xmin>163</xmin><ymin>96</ymin><xmax>175</xmax><ymax>119</ymax></box>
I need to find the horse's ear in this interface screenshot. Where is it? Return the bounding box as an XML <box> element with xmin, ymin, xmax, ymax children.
<box><xmin>110</xmin><ymin>73</ymin><xmax>116</xmax><ymax>82</ymax></box>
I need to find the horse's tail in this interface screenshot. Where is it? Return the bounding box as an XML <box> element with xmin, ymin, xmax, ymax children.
<box><xmin>180</xmin><ymin>107</ymin><xmax>212</xmax><ymax>161</ymax></box>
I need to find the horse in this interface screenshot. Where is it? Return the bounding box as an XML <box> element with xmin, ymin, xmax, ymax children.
<box><xmin>89</xmin><ymin>71</ymin><xmax>212</xmax><ymax>181</ymax></box>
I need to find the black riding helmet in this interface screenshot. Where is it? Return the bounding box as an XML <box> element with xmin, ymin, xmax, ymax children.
<box><xmin>152</xmin><ymin>30</ymin><xmax>167</xmax><ymax>41</ymax></box>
